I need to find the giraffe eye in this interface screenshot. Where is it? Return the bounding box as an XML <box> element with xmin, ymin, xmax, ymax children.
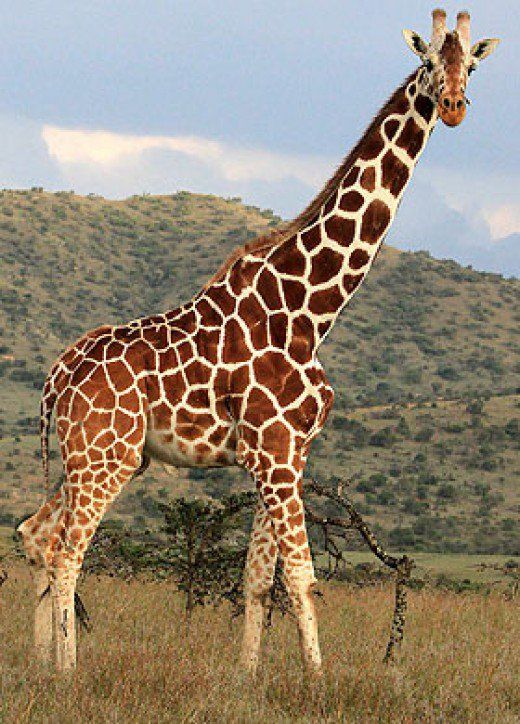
<box><xmin>424</xmin><ymin>59</ymin><xmax>433</xmax><ymax>72</ymax></box>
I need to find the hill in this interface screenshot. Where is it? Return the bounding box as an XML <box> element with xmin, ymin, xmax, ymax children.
<box><xmin>0</xmin><ymin>189</ymin><xmax>518</xmax><ymax>554</ymax></box>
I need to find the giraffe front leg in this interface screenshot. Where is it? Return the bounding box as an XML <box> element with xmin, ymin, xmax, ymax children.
<box><xmin>34</xmin><ymin>568</ymin><xmax>53</xmax><ymax>664</ymax></box>
<box><xmin>238</xmin><ymin>433</ymin><xmax>322</xmax><ymax>675</ymax></box>
<box><xmin>241</xmin><ymin>496</ymin><xmax>277</xmax><ymax>674</ymax></box>
<box><xmin>50</xmin><ymin>563</ymin><xmax>79</xmax><ymax>672</ymax></box>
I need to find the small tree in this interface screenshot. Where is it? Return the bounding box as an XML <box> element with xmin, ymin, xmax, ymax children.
<box><xmin>156</xmin><ymin>493</ymin><xmax>255</xmax><ymax>615</ymax></box>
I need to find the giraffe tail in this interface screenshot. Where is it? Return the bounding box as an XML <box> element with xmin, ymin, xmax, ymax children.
<box><xmin>40</xmin><ymin>369</ymin><xmax>59</xmax><ymax>498</ymax></box>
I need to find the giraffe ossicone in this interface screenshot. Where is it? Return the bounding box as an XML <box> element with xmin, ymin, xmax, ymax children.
<box><xmin>17</xmin><ymin>9</ymin><xmax>499</xmax><ymax>673</ymax></box>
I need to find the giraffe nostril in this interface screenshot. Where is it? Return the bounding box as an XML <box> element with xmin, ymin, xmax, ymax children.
<box><xmin>442</xmin><ymin>97</ymin><xmax>450</xmax><ymax>109</ymax></box>
<box><xmin>456</xmin><ymin>99</ymin><xmax>464</xmax><ymax>110</ymax></box>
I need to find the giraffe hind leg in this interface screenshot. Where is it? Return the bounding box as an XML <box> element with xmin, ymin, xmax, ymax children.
<box><xmin>17</xmin><ymin>491</ymin><xmax>63</xmax><ymax>665</ymax></box>
<box><xmin>241</xmin><ymin>495</ymin><xmax>277</xmax><ymax>674</ymax></box>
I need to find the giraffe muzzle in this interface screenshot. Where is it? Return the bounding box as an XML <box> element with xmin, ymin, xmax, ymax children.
<box><xmin>437</xmin><ymin>92</ymin><xmax>467</xmax><ymax>127</ymax></box>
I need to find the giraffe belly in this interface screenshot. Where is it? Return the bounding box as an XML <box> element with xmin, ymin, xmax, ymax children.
<box><xmin>144</xmin><ymin>420</ymin><xmax>237</xmax><ymax>468</ymax></box>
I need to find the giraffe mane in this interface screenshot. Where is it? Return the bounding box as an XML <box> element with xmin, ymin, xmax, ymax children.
<box><xmin>204</xmin><ymin>70</ymin><xmax>418</xmax><ymax>289</ymax></box>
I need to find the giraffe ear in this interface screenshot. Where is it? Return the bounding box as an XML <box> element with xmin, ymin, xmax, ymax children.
<box><xmin>470</xmin><ymin>38</ymin><xmax>500</xmax><ymax>63</ymax></box>
<box><xmin>402</xmin><ymin>30</ymin><xmax>429</xmax><ymax>60</ymax></box>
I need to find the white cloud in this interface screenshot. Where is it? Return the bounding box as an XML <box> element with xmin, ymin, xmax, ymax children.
<box><xmin>481</xmin><ymin>203</ymin><xmax>520</xmax><ymax>240</ymax></box>
<box><xmin>420</xmin><ymin>165</ymin><xmax>520</xmax><ymax>244</ymax></box>
<box><xmin>41</xmin><ymin>124</ymin><xmax>331</xmax><ymax>187</ymax></box>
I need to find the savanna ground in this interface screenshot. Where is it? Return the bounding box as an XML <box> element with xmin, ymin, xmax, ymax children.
<box><xmin>1</xmin><ymin>562</ymin><xmax>518</xmax><ymax>723</ymax></box>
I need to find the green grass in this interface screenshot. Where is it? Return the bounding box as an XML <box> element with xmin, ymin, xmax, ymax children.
<box><xmin>335</xmin><ymin>551</ymin><xmax>519</xmax><ymax>585</ymax></box>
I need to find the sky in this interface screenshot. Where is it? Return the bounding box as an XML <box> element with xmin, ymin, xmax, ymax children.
<box><xmin>1</xmin><ymin>1</ymin><xmax>518</xmax><ymax>275</ymax></box>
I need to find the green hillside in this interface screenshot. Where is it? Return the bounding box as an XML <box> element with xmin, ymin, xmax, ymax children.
<box><xmin>0</xmin><ymin>189</ymin><xmax>518</xmax><ymax>554</ymax></box>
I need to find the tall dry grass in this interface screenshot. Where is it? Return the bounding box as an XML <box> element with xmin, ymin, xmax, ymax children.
<box><xmin>1</xmin><ymin>564</ymin><xmax>518</xmax><ymax>723</ymax></box>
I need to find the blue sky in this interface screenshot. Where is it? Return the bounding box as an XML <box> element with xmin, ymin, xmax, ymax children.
<box><xmin>1</xmin><ymin>2</ymin><xmax>518</xmax><ymax>274</ymax></box>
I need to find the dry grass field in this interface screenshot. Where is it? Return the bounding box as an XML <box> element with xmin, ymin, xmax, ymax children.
<box><xmin>1</xmin><ymin>563</ymin><xmax>518</xmax><ymax>723</ymax></box>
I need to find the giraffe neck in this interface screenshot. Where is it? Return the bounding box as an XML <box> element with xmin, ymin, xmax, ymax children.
<box><xmin>201</xmin><ymin>67</ymin><xmax>438</xmax><ymax>363</ymax></box>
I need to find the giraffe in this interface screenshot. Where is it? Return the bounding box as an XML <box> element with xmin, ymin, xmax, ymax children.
<box><xmin>17</xmin><ymin>9</ymin><xmax>499</xmax><ymax>672</ymax></box>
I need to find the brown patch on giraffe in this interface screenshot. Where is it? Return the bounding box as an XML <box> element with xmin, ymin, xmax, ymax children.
<box><xmin>185</xmin><ymin>360</ymin><xmax>211</xmax><ymax>386</ymax></box>
<box><xmin>85</xmin><ymin>338</ymin><xmax>108</xmax><ymax>363</ymax></box>
<box><xmin>229</xmin><ymin>259</ymin><xmax>263</xmax><ymax>295</ymax></box>
<box><xmin>339</xmin><ymin>190</ymin><xmax>364</xmax><ymax>213</ymax></box>
<box><xmin>396</xmin><ymin>117</ymin><xmax>424</xmax><ymax>159</ymax></box>
<box><xmin>284</xmin><ymin>395</ymin><xmax>319</xmax><ymax>434</ymax></box>
<box><xmin>171</xmin><ymin>310</ymin><xmax>196</xmax><ymax>333</ymax></box>
<box><xmin>287</xmin><ymin>498</ymin><xmax>300</xmax><ymax>515</ymax></box>
<box><xmin>262</xmin><ymin>421</ymin><xmax>291</xmax><ymax>464</ymax></box>
<box><xmin>152</xmin><ymin>402</ymin><xmax>172</xmax><ymax>430</ymax></box>
<box><xmin>187</xmin><ymin>389</ymin><xmax>210</xmax><ymax>408</ymax></box>
<box><xmin>323</xmin><ymin>195</ymin><xmax>336</xmax><ymax>216</ymax></box>
<box><xmin>230</xmin><ymin>364</ymin><xmax>250</xmax><ymax>394</ymax></box>
<box><xmin>206</xmin><ymin>285</ymin><xmax>236</xmax><ymax>316</ymax></box>
<box><xmin>250</xmin><ymin>321</ymin><xmax>269</xmax><ymax>351</ymax></box>
<box><xmin>125</xmin><ymin>339</ymin><xmax>154</xmax><ymax>373</ymax></box>
<box><xmin>87</xmin><ymin>447</ymin><xmax>103</xmax><ymax>463</ymax></box>
<box><xmin>289</xmin><ymin>315</ymin><xmax>314</xmax><ymax>363</ymax></box>
<box><xmin>275</xmin><ymin>486</ymin><xmax>294</xmax><ymax>502</ymax></box>
<box><xmin>68</xmin><ymin>359</ymin><xmax>96</xmax><ymax>387</ymax></box>
<box><xmin>114</xmin><ymin>326</ymin><xmax>140</xmax><ymax>343</ymax></box>
<box><xmin>194</xmin><ymin>442</ymin><xmax>212</xmax><ymax>461</ymax></box>
<box><xmin>279</xmin><ymin>369</ymin><xmax>305</xmax><ymax>406</ymax></box>
<box><xmin>106</xmin><ymin>360</ymin><xmax>134</xmax><ymax>392</ymax></box>
<box><xmin>105</xmin><ymin>340</ymin><xmax>125</xmax><ymax>360</ymax></box>
<box><xmin>342</xmin><ymin>165</ymin><xmax>360</xmax><ymax>188</ymax></box>
<box><xmin>209</xmin><ymin>425</ymin><xmax>231</xmax><ymax>446</ymax></box>
<box><xmin>282</xmin><ymin>279</ymin><xmax>306</xmax><ymax>311</ymax></box>
<box><xmin>197</xmin><ymin>328</ymin><xmax>220</xmax><ymax>365</ymax></box>
<box><xmin>343</xmin><ymin>272</ymin><xmax>364</xmax><ymax>295</ymax></box>
<box><xmin>143</xmin><ymin>325</ymin><xmax>168</xmax><ymax>350</ymax></box>
<box><xmin>318</xmin><ymin>320</ymin><xmax>331</xmax><ymax>337</ymax></box>
<box><xmin>92</xmin><ymin>387</ymin><xmax>116</xmax><ymax>410</ymax></box>
<box><xmin>214</xmin><ymin>368</ymin><xmax>230</xmax><ymax>397</ymax></box>
<box><xmin>360</xmin><ymin>167</ymin><xmax>376</xmax><ymax>192</ymax></box>
<box><xmin>310</xmin><ymin>247</ymin><xmax>344</xmax><ymax>284</ymax></box>
<box><xmin>415</xmin><ymin>94</ymin><xmax>434</xmax><ymax>123</ymax></box>
<box><xmin>178</xmin><ymin>340</ymin><xmax>194</xmax><ymax>365</ymax></box>
<box><xmin>256</xmin><ymin>268</ymin><xmax>282</xmax><ymax>310</ymax></box>
<box><xmin>253</xmin><ymin>352</ymin><xmax>293</xmax><ymax>395</ymax></box>
<box><xmin>244</xmin><ymin>389</ymin><xmax>277</xmax><ymax>426</ymax></box>
<box><xmin>238</xmin><ymin>293</ymin><xmax>267</xmax><ymax>328</ymax></box>
<box><xmin>269</xmin><ymin>237</ymin><xmax>306</xmax><ymax>276</ymax></box>
<box><xmin>358</xmin><ymin>129</ymin><xmax>385</xmax><ymax>160</ymax></box>
<box><xmin>349</xmin><ymin>248</ymin><xmax>370</xmax><ymax>270</ymax></box>
<box><xmin>145</xmin><ymin>374</ymin><xmax>161</xmax><ymax>404</ymax></box>
<box><xmin>301</xmin><ymin>224</ymin><xmax>321</xmax><ymax>252</ymax></box>
<box><xmin>308</xmin><ymin>285</ymin><xmax>344</xmax><ymax>315</ymax></box>
<box><xmin>157</xmin><ymin>348</ymin><xmax>179</xmax><ymax>376</ymax></box>
<box><xmin>381</xmin><ymin>149</ymin><xmax>410</xmax><ymax>197</ymax></box>
<box><xmin>222</xmin><ymin>318</ymin><xmax>250</xmax><ymax>363</ymax></box>
<box><xmin>324</xmin><ymin>216</ymin><xmax>356</xmax><ymax>247</ymax></box>
<box><xmin>80</xmin><ymin>365</ymin><xmax>110</xmax><ymax>398</ymax></box>
<box><xmin>70</xmin><ymin>391</ymin><xmax>90</xmax><ymax>421</ymax></box>
<box><xmin>384</xmin><ymin>118</ymin><xmax>400</xmax><ymax>140</ymax></box>
<box><xmin>360</xmin><ymin>199</ymin><xmax>391</xmax><ymax>244</ymax></box>
<box><xmin>271</xmin><ymin>467</ymin><xmax>296</xmax><ymax>485</ymax></box>
<box><xmin>83</xmin><ymin>410</ymin><xmax>113</xmax><ymax>444</ymax></box>
<box><xmin>318</xmin><ymin>386</ymin><xmax>334</xmax><ymax>425</ymax></box>
<box><xmin>196</xmin><ymin>298</ymin><xmax>223</xmax><ymax>326</ymax></box>
<box><xmin>269</xmin><ymin>312</ymin><xmax>288</xmax><ymax>348</ymax></box>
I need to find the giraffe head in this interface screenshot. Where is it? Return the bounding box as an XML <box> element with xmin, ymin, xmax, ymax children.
<box><xmin>403</xmin><ymin>9</ymin><xmax>499</xmax><ymax>127</ymax></box>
